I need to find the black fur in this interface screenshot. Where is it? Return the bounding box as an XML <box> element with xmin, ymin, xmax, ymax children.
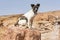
<box><xmin>15</xmin><ymin>16</ymin><xmax>28</xmax><ymax>26</ymax></box>
<box><xmin>31</xmin><ymin>4</ymin><xmax>40</xmax><ymax>14</ymax></box>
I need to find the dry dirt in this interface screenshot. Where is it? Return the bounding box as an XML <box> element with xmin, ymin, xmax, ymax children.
<box><xmin>0</xmin><ymin>10</ymin><xmax>60</xmax><ymax>40</ymax></box>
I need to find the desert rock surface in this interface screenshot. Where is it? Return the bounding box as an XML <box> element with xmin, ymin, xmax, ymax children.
<box><xmin>0</xmin><ymin>10</ymin><xmax>60</xmax><ymax>40</ymax></box>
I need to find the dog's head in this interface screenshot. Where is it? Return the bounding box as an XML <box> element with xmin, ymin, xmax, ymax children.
<box><xmin>31</xmin><ymin>4</ymin><xmax>40</xmax><ymax>14</ymax></box>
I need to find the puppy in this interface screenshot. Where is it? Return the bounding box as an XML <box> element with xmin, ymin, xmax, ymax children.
<box><xmin>15</xmin><ymin>4</ymin><xmax>40</xmax><ymax>29</ymax></box>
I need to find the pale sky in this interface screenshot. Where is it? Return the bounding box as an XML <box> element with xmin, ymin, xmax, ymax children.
<box><xmin>0</xmin><ymin>0</ymin><xmax>60</xmax><ymax>15</ymax></box>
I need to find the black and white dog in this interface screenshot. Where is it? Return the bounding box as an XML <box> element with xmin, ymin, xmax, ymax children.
<box><xmin>15</xmin><ymin>4</ymin><xmax>40</xmax><ymax>28</ymax></box>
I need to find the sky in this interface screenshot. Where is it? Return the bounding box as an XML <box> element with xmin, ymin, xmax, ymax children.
<box><xmin>0</xmin><ymin>0</ymin><xmax>60</xmax><ymax>15</ymax></box>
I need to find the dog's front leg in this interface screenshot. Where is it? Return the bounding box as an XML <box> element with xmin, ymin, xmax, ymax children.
<box><xmin>28</xmin><ymin>20</ymin><xmax>32</xmax><ymax>29</ymax></box>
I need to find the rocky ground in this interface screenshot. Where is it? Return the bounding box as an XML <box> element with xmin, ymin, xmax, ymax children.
<box><xmin>0</xmin><ymin>26</ymin><xmax>41</xmax><ymax>40</ymax></box>
<box><xmin>0</xmin><ymin>10</ymin><xmax>60</xmax><ymax>40</ymax></box>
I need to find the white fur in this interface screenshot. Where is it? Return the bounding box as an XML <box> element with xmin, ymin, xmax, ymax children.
<box><xmin>18</xmin><ymin>20</ymin><xmax>27</xmax><ymax>25</ymax></box>
<box><xmin>23</xmin><ymin>9</ymin><xmax>34</xmax><ymax>20</ymax></box>
<box><xmin>18</xmin><ymin>9</ymin><xmax>35</xmax><ymax>28</ymax></box>
<box><xmin>23</xmin><ymin>9</ymin><xmax>35</xmax><ymax>28</ymax></box>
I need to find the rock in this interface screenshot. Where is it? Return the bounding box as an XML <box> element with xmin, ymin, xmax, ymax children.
<box><xmin>0</xmin><ymin>27</ymin><xmax>41</xmax><ymax>40</ymax></box>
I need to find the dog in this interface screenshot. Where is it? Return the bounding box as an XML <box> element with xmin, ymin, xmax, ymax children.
<box><xmin>15</xmin><ymin>4</ymin><xmax>40</xmax><ymax>29</ymax></box>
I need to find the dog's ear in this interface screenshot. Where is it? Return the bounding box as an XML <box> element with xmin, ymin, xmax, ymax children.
<box><xmin>36</xmin><ymin>4</ymin><xmax>40</xmax><ymax>7</ymax></box>
<box><xmin>31</xmin><ymin>4</ymin><xmax>35</xmax><ymax>8</ymax></box>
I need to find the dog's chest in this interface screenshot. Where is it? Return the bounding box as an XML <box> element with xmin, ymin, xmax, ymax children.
<box><xmin>23</xmin><ymin>10</ymin><xmax>34</xmax><ymax>20</ymax></box>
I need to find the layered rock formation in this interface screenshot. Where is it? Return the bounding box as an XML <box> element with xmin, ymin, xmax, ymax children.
<box><xmin>0</xmin><ymin>10</ymin><xmax>60</xmax><ymax>40</ymax></box>
<box><xmin>0</xmin><ymin>27</ymin><xmax>41</xmax><ymax>40</ymax></box>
